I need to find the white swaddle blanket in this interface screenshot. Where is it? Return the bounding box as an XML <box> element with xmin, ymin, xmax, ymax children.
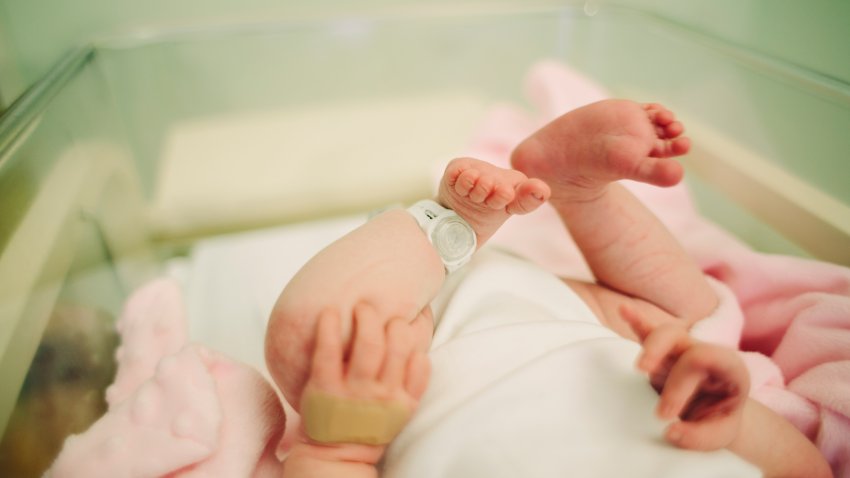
<box><xmin>383</xmin><ymin>248</ymin><xmax>759</xmax><ymax>477</ymax></box>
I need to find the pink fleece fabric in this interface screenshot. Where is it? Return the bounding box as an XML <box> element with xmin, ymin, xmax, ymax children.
<box><xmin>48</xmin><ymin>278</ymin><xmax>285</xmax><ymax>478</ymax></box>
<box><xmin>474</xmin><ymin>59</ymin><xmax>850</xmax><ymax>478</ymax></box>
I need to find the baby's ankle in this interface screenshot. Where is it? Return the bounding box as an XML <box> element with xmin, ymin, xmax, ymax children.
<box><xmin>431</xmin><ymin>195</ymin><xmax>489</xmax><ymax>248</ymax></box>
<box><xmin>550</xmin><ymin>182</ymin><xmax>612</xmax><ymax>207</ymax></box>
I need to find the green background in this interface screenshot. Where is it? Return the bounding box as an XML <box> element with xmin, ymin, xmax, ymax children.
<box><xmin>2</xmin><ymin>1</ymin><xmax>849</xmax><ymax>108</ymax></box>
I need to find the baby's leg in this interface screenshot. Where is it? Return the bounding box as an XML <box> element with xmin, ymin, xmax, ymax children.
<box><xmin>512</xmin><ymin>100</ymin><xmax>716</xmax><ymax>322</ymax></box>
<box><xmin>266</xmin><ymin>157</ymin><xmax>548</xmax><ymax>410</ymax></box>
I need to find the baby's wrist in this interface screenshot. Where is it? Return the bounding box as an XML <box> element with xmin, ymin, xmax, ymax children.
<box><xmin>285</xmin><ymin>444</ymin><xmax>381</xmax><ymax>478</ymax></box>
<box><xmin>290</xmin><ymin>429</ymin><xmax>387</xmax><ymax>466</ymax></box>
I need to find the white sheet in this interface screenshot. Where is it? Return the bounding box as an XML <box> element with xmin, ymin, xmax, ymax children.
<box><xmin>171</xmin><ymin>214</ymin><xmax>366</xmax><ymax>376</ymax></box>
<box><xmin>172</xmin><ymin>216</ymin><xmax>759</xmax><ymax>477</ymax></box>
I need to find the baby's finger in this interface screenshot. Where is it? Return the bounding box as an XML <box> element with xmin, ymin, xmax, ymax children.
<box><xmin>348</xmin><ymin>302</ymin><xmax>386</xmax><ymax>382</ymax></box>
<box><xmin>380</xmin><ymin>318</ymin><xmax>414</xmax><ymax>389</ymax></box>
<box><xmin>405</xmin><ymin>351</ymin><xmax>431</xmax><ymax>400</ymax></box>
<box><xmin>311</xmin><ymin>308</ymin><xmax>344</xmax><ymax>388</ymax></box>
<box><xmin>656</xmin><ymin>348</ymin><xmax>707</xmax><ymax>420</ymax></box>
<box><xmin>636</xmin><ymin>323</ymin><xmax>691</xmax><ymax>374</ymax></box>
<box><xmin>620</xmin><ymin>303</ymin><xmax>684</xmax><ymax>341</ymax></box>
<box><xmin>665</xmin><ymin>415</ymin><xmax>738</xmax><ymax>451</ymax></box>
<box><xmin>619</xmin><ymin>305</ymin><xmax>655</xmax><ymax>343</ymax></box>
<box><xmin>409</xmin><ymin>307</ymin><xmax>434</xmax><ymax>353</ymax></box>
<box><xmin>678</xmin><ymin>346</ymin><xmax>750</xmax><ymax>422</ymax></box>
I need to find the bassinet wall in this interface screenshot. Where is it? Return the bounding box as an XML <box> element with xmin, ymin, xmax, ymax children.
<box><xmin>0</xmin><ymin>3</ymin><xmax>848</xmax><ymax>476</ymax></box>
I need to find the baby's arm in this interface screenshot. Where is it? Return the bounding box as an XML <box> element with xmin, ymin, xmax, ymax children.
<box><xmin>624</xmin><ymin>310</ymin><xmax>832</xmax><ymax>478</ymax></box>
<box><xmin>283</xmin><ymin>306</ymin><xmax>430</xmax><ymax>478</ymax></box>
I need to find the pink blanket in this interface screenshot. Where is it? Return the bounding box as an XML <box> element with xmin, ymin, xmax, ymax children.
<box><xmin>470</xmin><ymin>59</ymin><xmax>850</xmax><ymax>478</ymax></box>
<box><xmin>48</xmin><ymin>278</ymin><xmax>286</xmax><ymax>477</ymax></box>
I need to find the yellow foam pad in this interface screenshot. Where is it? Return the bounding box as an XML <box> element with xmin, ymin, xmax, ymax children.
<box><xmin>302</xmin><ymin>390</ymin><xmax>410</xmax><ymax>446</ymax></box>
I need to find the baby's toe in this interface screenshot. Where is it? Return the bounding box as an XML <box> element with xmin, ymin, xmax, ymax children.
<box><xmin>506</xmin><ymin>179</ymin><xmax>549</xmax><ymax>215</ymax></box>
<box><xmin>484</xmin><ymin>182</ymin><xmax>515</xmax><ymax>209</ymax></box>
<box><xmin>636</xmin><ymin>157</ymin><xmax>684</xmax><ymax>187</ymax></box>
<box><xmin>469</xmin><ymin>175</ymin><xmax>494</xmax><ymax>203</ymax></box>
<box><xmin>651</xmin><ymin>136</ymin><xmax>690</xmax><ymax>158</ymax></box>
<box><xmin>662</xmin><ymin>121</ymin><xmax>684</xmax><ymax>139</ymax></box>
<box><xmin>655</xmin><ymin>109</ymin><xmax>675</xmax><ymax>126</ymax></box>
<box><xmin>645</xmin><ymin>104</ymin><xmax>675</xmax><ymax>126</ymax></box>
<box><xmin>671</xmin><ymin>137</ymin><xmax>690</xmax><ymax>155</ymax></box>
<box><xmin>454</xmin><ymin>168</ymin><xmax>480</xmax><ymax>197</ymax></box>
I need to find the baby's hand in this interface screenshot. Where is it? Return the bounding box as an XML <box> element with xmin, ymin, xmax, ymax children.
<box><xmin>295</xmin><ymin>302</ymin><xmax>430</xmax><ymax>465</ymax></box>
<box><xmin>623</xmin><ymin>308</ymin><xmax>749</xmax><ymax>451</ymax></box>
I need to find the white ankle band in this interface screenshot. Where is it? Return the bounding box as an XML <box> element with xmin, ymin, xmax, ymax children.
<box><xmin>407</xmin><ymin>200</ymin><xmax>477</xmax><ymax>274</ymax></box>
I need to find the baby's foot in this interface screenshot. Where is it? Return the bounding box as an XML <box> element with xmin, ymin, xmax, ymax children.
<box><xmin>438</xmin><ymin>157</ymin><xmax>550</xmax><ymax>245</ymax></box>
<box><xmin>511</xmin><ymin>100</ymin><xmax>690</xmax><ymax>203</ymax></box>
